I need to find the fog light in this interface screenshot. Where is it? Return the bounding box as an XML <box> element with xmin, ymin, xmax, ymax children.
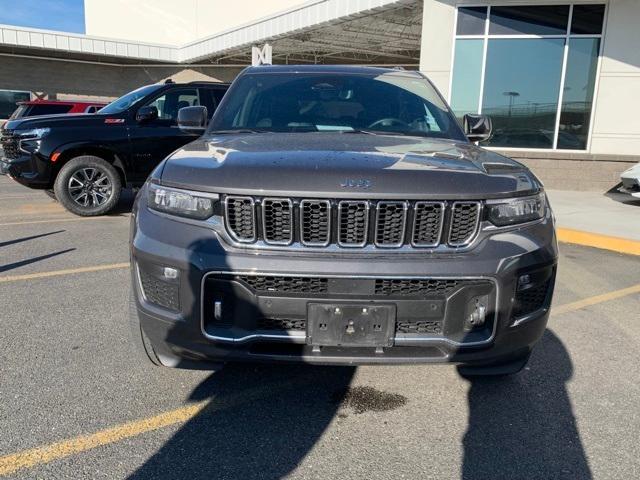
<box><xmin>518</xmin><ymin>274</ymin><xmax>531</xmax><ymax>290</ymax></box>
<box><xmin>465</xmin><ymin>295</ymin><xmax>488</xmax><ymax>331</ymax></box>
<box><xmin>162</xmin><ymin>267</ymin><xmax>179</xmax><ymax>280</ymax></box>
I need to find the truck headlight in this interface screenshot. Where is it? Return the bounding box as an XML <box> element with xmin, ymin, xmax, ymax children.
<box><xmin>148</xmin><ymin>183</ymin><xmax>217</xmax><ymax>220</ymax></box>
<box><xmin>17</xmin><ymin>128</ymin><xmax>50</xmax><ymax>154</ymax></box>
<box><xmin>487</xmin><ymin>192</ymin><xmax>546</xmax><ymax>226</ymax></box>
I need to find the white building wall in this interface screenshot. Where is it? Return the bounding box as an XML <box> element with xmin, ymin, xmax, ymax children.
<box><xmin>85</xmin><ymin>0</ymin><xmax>307</xmax><ymax>45</ymax></box>
<box><xmin>419</xmin><ymin>0</ymin><xmax>640</xmax><ymax>156</ymax></box>
<box><xmin>590</xmin><ymin>0</ymin><xmax>640</xmax><ymax>155</ymax></box>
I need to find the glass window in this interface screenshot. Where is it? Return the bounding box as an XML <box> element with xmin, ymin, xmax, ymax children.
<box><xmin>99</xmin><ymin>84</ymin><xmax>161</xmax><ymax>115</ymax></box>
<box><xmin>489</xmin><ymin>6</ymin><xmax>570</xmax><ymax>36</ymax></box>
<box><xmin>450</xmin><ymin>39</ymin><xmax>484</xmax><ymax>121</ymax></box>
<box><xmin>147</xmin><ymin>89</ymin><xmax>199</xmax><ymax>124</ymax></box>
<box><xmin>27</xmin><ymin>104</ymin><xmax>73</xmax><ymax>116</ymax></box>
<box><xmin>211</xmin><ymin>73</ymin><xmax>466</xmax><ymax>141</ymax></box>
<box><xmin>481</xmin><ymin>38</ymin><xmax>565</xmax><ymax>148</ymax></box>
<box><xmin>0</xmin><ymin>90</ymin><xmax>31</xmax><ymax>119</ymax></box>
<box><xmin>558</xmin><ymin>38</ymin><xmax>600</xmax><ymax>150</ymax></box>
<box><xmin>457</xmin><ymin>7</ymin><xmax>487</xmax><ymax>36</ymax></box>
<box><xmin>571</xmin><ymin>5</ymin><xmax>605</xmax><ymax>35</ymax></box>
<box><xmin>450</xmin><ymin>4</ymin><xmax>604</xmax><ymax>150</ymax></box>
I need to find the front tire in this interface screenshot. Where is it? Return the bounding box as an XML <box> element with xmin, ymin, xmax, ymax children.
<box><xmin>54</xmin><ymin>155</ymin><xmax>121</xmax><ymax>216</ymax></box>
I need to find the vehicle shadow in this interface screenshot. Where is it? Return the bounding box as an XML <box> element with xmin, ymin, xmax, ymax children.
<box><xmin>126</xmin><ymin>363</ymin><xmax>355</xmax><ymax>480</ymax></box>
<box><xmin>129</xmin><ymin>234</ymin><xmax>356</xmax><ymax>479</ymax></box>
<box><xmin>107</xmin><ymin>188</ymin><xmax>137</xmax><ymax>216</ymax></box>
<box><xmin>461</xmin><ymin>330</ymin><xmax>591</xmax><ymax>480</ymax></box>
<box><xmin>604</xmin><ymin>184</ymin><xmax>640</xmax><ymax>206</ymax></box>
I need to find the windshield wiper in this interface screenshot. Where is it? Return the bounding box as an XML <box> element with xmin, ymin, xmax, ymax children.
<box><xmin>342</xmin><ymin>129</ymin><xmax>430</xmax><ymax>138</ymax></box>
<box><xmin>210</xmin><ymin>128</ymin><xmax>269</xmax><ymax>134</ymax></box>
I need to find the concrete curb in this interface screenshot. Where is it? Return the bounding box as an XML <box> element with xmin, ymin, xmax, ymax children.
<box><xmin>557</xmin><ymin>227</ymin><xmax>640</xmax><ymax>256</ymax></box>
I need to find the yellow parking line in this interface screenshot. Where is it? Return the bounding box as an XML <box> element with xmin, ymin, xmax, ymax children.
<box><xmin>0</xmin><ymin>263</ymin><xmax>129</xmax><ymax>283</ymax></box>
<box><xmin>0</xmin><ymin>402</ymin><xmax>208</xmax><ymax>477</ymax></box>
<box><xmin>553</xmin><ymin>283</ymin><xmax>640</xmax><ymax>315</ymax></box>
<box><xmin>557</xmin><ymin>227</ymin><xmax>640</xmax><ymax>256</ymax></box>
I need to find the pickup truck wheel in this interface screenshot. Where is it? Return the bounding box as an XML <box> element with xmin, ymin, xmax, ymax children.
<box><xmin>54</xmin><ymin>156</ymin><xmax>121</xmax><ymax>216</ymax></box>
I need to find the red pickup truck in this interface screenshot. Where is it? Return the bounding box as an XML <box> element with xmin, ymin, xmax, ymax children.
<box><xmin>9</xmin><ymin>99</ymin><xmax>107</xmax><ymax>120</ymax></box>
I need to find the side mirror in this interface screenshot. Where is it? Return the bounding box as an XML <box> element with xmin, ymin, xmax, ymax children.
<box><xmin>136</xmin><ymin>106</ymin><xmax>158</xmax><ymax>123</ymax></box>
<box><xmin>463</xmin><ymin>114</ymin><xmax>492</xmax><ymax>143</ymax></box>
<box><xmin>178</xmin><ymin>106</ymin><xmax>208</xmax><ymax>132</ymax></box>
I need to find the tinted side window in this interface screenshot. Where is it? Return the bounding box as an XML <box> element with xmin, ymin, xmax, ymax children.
<box><xmin>28</xmin><ymin>104</ymin><xmax>73</xmax><ymax>116</ymax></box>
<box><xmin>146</xmin><ymin>89</ymin><xmax>200</xmax><ymax>124</ymax></box>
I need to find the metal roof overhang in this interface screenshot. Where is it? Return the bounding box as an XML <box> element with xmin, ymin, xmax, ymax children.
<box><xmin>0</xmin><ymin>0</ymin><xmax>421</xmax><ymax>66</ymax></box>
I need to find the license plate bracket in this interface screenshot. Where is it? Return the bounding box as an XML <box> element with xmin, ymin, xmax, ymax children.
<box><xmin>307</xmin><ymin>303</ymin><xmax>396</xmax><ymax>347</ymax></box>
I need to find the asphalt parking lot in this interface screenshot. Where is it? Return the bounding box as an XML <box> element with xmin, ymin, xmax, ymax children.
<box><xmin>1</xmin><ymin>174</ymin><xmax>639</xmax><ymax>480</ymax></box>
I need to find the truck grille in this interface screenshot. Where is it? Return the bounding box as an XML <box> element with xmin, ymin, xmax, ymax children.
<box><xmin>0</xmin><ymin>131</ymin><xmax>20</xmax><ymax>160</ymax></box>
<box><xmin>224</xmin><ymin>196</ymin><xmax>481</xmax><ymax>249</ymax></box>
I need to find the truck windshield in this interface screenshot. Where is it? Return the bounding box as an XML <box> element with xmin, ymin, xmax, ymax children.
<box><xmin>99</xmin><ymin>85</ymin><xmax>161</xmax><ymax>115</ymax></box>
<box><xmin>209</xmin><ymin>71</ymin><xmax>465</xmax><ymax>140</ymax></box>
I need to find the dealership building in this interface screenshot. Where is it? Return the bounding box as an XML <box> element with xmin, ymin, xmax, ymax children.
<box><xmin>1</xmin><ymin>0</ymin><xmax>638</xmax><ymax>190</ymax></box>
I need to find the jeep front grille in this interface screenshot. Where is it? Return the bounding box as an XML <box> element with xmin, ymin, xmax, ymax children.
<box><xmin>223</xmin><ymin>196</ymin><xmax>481</xmax><ymax>249</ymax></box>
<box><xmin>225</xmin><ymin>196</ymin><xmax>256</xmax><ymax>242</ymax></box>
<box><xmin>449</xmin><ymin>202</ymin><xmax>481</xmax><ymax>246</ymax></box>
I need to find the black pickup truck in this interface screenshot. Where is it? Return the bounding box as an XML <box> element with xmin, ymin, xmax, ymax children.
<box><xmin>0</xmin><ymin>81</ymin><xmax>229</xmax><ymax>216</ymax></box>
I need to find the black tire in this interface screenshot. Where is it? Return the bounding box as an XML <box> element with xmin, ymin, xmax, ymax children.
<box><xmin>54</xmin><ymin>155</ymin><xmax>121</xmax><ymax>216</ymax></box>
<box><xmin>128</xmin><ymin>289</ymin><xmax>163</xmax><ymax>367</ymax></box>
<box><xmin>43</xmin><ymin>189</ymin><xmax>57</xmax><ymax>201</ymax></box>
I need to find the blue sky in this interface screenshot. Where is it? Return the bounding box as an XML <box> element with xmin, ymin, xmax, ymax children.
<box><xmin>0</xmin><ymin>0</ymin><xmax>85</xmax><ymax>34</ymax></box>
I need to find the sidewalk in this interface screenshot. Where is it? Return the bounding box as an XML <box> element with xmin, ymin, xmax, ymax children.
<box><xmin>547</xmin><ymin>189</ymin><xmax>640</xmax><ymax>254</ymax></box>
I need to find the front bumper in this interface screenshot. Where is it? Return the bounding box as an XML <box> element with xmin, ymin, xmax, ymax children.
<box><xmin>0</xmin><ymin>152</ymin><xmax>52</xmax><ymax>187</ymax></box>
<box><xmin>130</xmin><ymin>197</ymin><xmax>558</xmax><ymax>367</ymax></box>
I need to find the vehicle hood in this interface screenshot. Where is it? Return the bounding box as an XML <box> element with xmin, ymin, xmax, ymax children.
<box><xmin>160</xmin><ymin>133</ymin><xmax>541</xmax><ymax>199</ymax></box>
<box><xmin>3</xmin><ymin>113</ymin><xmax>110</xmax><ymax>131</ymax></box>
<box><xmin>621</xmin><ymin>162</ymin><xmax>640</xmax><ymax>179</ymax></box>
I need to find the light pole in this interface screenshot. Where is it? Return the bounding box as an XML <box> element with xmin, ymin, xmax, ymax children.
<box><xmin>503</xmin><ymin>91</ymin><xmax>520</xmax><ymax>117</ymax></box>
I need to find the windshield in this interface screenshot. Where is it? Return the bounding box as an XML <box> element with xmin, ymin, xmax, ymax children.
<box><xmin>99</xmin><ymin>85</ymin><xmax>161</xmax><ymax>115</ymax></box>
<box><xmin>209</xmin><ymin>72</ymin><xmax>466</xmax><ymax>140</ymax></box>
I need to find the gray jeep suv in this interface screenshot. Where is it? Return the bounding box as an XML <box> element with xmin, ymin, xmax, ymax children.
<box><xmin>129</xmin><ymin>65</ymin><xmax>557</xmax><ymax>375</ymax></box>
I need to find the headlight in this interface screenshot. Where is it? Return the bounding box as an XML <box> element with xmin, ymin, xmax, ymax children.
<box><xmin>17</xmin><ymin>128</ymin><xmax>50</xmax><ymax>154</ymax></box>
<box><xmin>17</xmin><ymin>128</ymin><xmax>50</xmax><ymax>139</ymax></box>
<box><xmin>487</xmin><ymin>192</ymin><xmax>546</xmax><ymax>226</ymax></box>
<box><xmin>147</xmin><ymin>183</ymin><xmax>217</xmax><ymax>220</ymax></box>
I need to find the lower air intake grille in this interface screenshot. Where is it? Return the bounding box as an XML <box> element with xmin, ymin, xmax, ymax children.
<box><xmin>138</xmin><ymin>268</ymin><xmax>180</xmax><ymax>311</ymax></box>
<box><xmin>396</xmin><ymin>320</ymin><xmax>443</xmax><ymax>334</ymax></box>
<box><xmin>374</xmin><ymin>279</ymin><xmax>460</xmax><ymax>296</ymax></box>
<box><xmin>513</xmin><ymin>280</ymin><xmax>550</xmax><ymax>318</ymax></box>
<box><xmin>258</xmin><ymin>318</ymin><xmax>306</xmax><ymax>330</ymax></box>
<box><xmin>449</xmin><ymin>202</ymin><xmax>480</xmax><ymax>246</ymax></box>
<box><xmin>237</xmin><ymin>275</ymin><xmax>329</xmax><ymax>294</ymax></box>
